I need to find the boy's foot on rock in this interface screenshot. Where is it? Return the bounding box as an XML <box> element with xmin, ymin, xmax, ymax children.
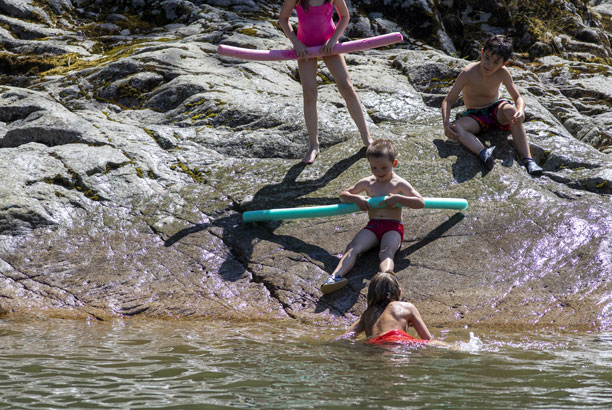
<box><xmin>478</xmin><ymin>146</ymin><xmax>496</xmax><ymax>170</ymax></box>
<box><xmin>302</xmin><ymin>147</ymin><xmax>320</xmax><ymax>164</ymax></box>
<box><xmin>523</xmin><ymin>158</ymin><xmax>543</xmax><ymax>176</ymax></box>
<box><xmin>321</xmin><ymin>275</ymin><xmax>348</xmax><ymax>294</ymax></box>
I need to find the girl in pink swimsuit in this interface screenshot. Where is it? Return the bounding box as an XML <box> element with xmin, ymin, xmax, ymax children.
<box><xmin>278</xmin><ymin>0</ymin><xmax>372</xmax><ymax>164</ymax></box>
<box><xmin>296</xmin><ymin>1</ymin><xmax>335</xmax><ymax>47</ymax></box>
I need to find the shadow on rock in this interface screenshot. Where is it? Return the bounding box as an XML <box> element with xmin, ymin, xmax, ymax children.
<box><xmin>239</xmin><ymin>147</ymin><xmax>367</xmax><ymax>211</ymax></box>
<box><xmin>164</xmin><ymin>148</ymin><xmax>367</xmax><ymax>283</ymax></box>
<box><xmin>314</xmin><ymin>212</ymin><xmax>466</xmax><ymax>315</ymax></box>
<box><xmin>434</xmin><ymin>132</ymin><xmax>518</xmax><ymax>182</ymax></box>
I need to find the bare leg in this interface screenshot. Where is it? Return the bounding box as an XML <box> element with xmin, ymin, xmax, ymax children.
<box><xmin>331</xmin><ymin>229</ymin><xmax>379</xmax><ymax>278</ymax></box>
<box><xmin>297</xmin><ymin>57</ymin><xmax>320</xmax><ymax>163</ymax></box>
<box><xmin>323</xmin><ymin>54</ymin><xmax>372</xmax><ymax>147</ymax></box>
<box><xmin>452</xmin><ymin>116</ymin><xmax>484</xmax><ymax>155</ymax></box>
<box><xmin>496</xmin><ymin>103</ymin><xmax>532</xmax><ymax>159</ymax></box>
<box><xmin>378</xmin><ymin>230</ymin><xmax>402</xmax><ymax>273</ymax></box>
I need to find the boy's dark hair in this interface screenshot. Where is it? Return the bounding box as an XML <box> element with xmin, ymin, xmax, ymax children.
<box><xmin>366</xmin><ymin>272</ymin><xmax>401</xmax><ymax>310</ymax></box>
<box><xmin>483</xmin><ymin>34</ymin><xmax>513</xmax><ymax>61</ymax></box>
<box><xmin>366</xmin><ymin>138</ymin><xmax>397</xmax><ymax>163</ymax></box>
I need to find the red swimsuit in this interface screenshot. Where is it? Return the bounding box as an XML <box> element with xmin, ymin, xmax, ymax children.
<box><xmin>367</xmin><ymin>329</ymin><xmax>429</xmax><ymax>345</ymax></box>
<box><xmin>364</xmin><ymin>219</ymin><xmax>404</xmax><ymax>242</ymax></box>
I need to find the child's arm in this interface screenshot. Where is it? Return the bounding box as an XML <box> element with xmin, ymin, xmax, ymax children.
<box><xmin>403</xmin><ymin>303</ymin><xmax>433</xmax><ymax>340</ymax></box>
<box><xmin>382</xmin><ymin>180</ymin><xmax>424</xmax><ymax>209</ymax></box>
<box><xmin>278</xmin><ymin>0</ymin><xmax>308</xmax><ymax>58</ymax></box>
<box><xmin>321</xmin><ymin>0</ymin><xmax>350</xmax><ymax>54</ymax></box>
<box><xmin>441</xmin><ymin>70</ymin><xmax>467</xmax><ymax>140</ymax></box>
<box><xmin>339</xmin><ymin>179</ymin><xmax>371</xmax><ymax>211</ymax></box>
<box><xmin>501</xmin><ymin>68</ymin><xmax>525</xmax><ymax>124</ymax></box>
<box><xmin>344</xmin><ymin>315</ymin><xmax>365</xmax><ymax>338</ymax></box>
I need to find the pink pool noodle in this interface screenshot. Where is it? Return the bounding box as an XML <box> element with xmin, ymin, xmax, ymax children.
<box><xmin>217</xmin><ymin>32</ymin><xmax>403</xmax><ymax>61</ymax></box>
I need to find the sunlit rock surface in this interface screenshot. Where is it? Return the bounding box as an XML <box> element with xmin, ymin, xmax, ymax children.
<box><xmin>0</xmin><ymin>0</ymin><xmax>611</xmax><ymax>331</ymax></box>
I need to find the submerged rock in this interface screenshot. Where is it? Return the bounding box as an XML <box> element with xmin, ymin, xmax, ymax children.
<box><xmin>0</xmin><ymin>0</ymin><xmax>610</xmax><ymax>332</ymax></box>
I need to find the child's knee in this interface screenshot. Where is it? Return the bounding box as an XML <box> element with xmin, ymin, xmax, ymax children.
<box><xmin>302</xmin><ymin>88</ymin><xmax>317</xmax><ymax>103</ymax></box>
<box><xmin>345</xmin><ymin>242</ymin><xmax>359</xmax><ymax>255</ymax></box>
<box><xmin>378</xmin><ymin>246</ymin><xmax>398</xmax><ymax>260</ymax></box>
<box><xmin>499</xmin><ymin>104</ymin><xmax>516</xmax><ymax>121</ymax></box>
<box><xmin>378</xmin><ymin>253</ymin><xmax>395</xmax><ymax>269</ymax></box>
<box><xmin>336</xmin><ymin>79</ymin><xmax>354</xmax><ymax>95</ymax></box>
<box><xmin>453</xmin><ymin>121</ymin><xmax>470</xmax><ymax>135</ymax></box>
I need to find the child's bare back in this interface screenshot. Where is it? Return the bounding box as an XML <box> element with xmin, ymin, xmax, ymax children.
<box><xmin>345</xmin><ymin>272</ymin><xmax>433</xmax><ymax>341</ymax></box>
<box><xmin>362</xmin><ymin>300</ymin><xmax>431</xmax><ymax>339</ymax></box>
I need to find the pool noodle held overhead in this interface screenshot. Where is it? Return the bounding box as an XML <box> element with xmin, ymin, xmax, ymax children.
<box><xmin>242</xmin><ymin>196</ymin><xmax>468</xmax><ymax>223</ymax></box>
<box><xmin>217</xmin><ymin>32</ymin><xmax>403</xmax><ymax>61</ymax></box>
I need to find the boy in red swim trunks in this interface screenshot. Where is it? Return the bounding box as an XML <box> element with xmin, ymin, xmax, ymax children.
<box><xmin>320</xmin><ymin>139</ymin><xmax>424</xmax><ymax>294</ymax></box>
<box><xmin>344</xmin><ymin>272</ymin><xmax>437</xmax><ymax>345</ymax></box>
<box><xmin>441</xmin><ymin>35</ymin><xmax>543</xmax><ymax>176</ymax></box>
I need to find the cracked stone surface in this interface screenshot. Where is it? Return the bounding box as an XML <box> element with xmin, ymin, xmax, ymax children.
<box><xmin>0</xmin><ymin>0</ymin><xmax>611</xmax><ymax>331</ymax></box>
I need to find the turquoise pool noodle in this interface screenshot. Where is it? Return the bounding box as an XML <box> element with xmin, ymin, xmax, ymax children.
<box><xmin>242</xmin><ymin>196</ymin><xmax>467</xmax><ymax>222</ymax></box>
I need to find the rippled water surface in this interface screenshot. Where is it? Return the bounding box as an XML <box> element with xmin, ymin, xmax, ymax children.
<box><xmin>1</xmin><ymin>318</ymin><xmax>611</xmax><ymax>409</ymax></box>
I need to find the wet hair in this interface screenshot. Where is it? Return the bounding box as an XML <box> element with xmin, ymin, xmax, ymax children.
<box><xmin>298</xmin><ymin>0</ymin><xmax>331</xmax><ymax>12</ymax></box>
<box><xmin>366</xmin><ymin>138</ymin><xmax>397</xmax><ymax>163</ymax></box>
<box><xmin>366</xmin><ymin>272</ymin><xmax>401</xmax><ymax>311</ymax></box>
<box><xmin>483</xmin><ymin>34</ymin><xmax>513</xmax><ymax>62</ymax></box>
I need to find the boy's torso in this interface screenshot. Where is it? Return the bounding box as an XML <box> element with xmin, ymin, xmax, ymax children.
<box><xmin>461</xmin><ymin>62</ymin><xmax>506</xmax><ymax>109</ymax></box>
<box><xmin>363</xmin><ymin>174</ymin><xmax>407</xmax><ymax>220</ymax></box>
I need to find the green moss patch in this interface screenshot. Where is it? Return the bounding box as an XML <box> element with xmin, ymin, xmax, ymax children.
<box><xmin>44</xmin><ymin>172</ymin><xmax>102</xmax><ymax>201</ymax></box>
<box><xmin>170</xmin><ymin>162</ymin><xmax>207</xmax><ymax>183</ymax></box>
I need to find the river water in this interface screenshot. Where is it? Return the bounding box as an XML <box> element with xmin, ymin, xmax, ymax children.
<box><xmin>1</xmin><ymin>318</ymin><xmax>611</xmax><ymax>409</ymax></box>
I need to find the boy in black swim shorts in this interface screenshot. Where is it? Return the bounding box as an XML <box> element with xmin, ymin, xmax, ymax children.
<box><xmin>441</xmin><ymin>35</ymin><xmax>543</xmax><ymax>176</ymax></box>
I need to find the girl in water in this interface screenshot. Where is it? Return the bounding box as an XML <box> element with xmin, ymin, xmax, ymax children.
<box><xmin>345</xmin><ymin>272</ymin><xmax>436</xmax><ymax>345</ymax></box>
<box><xmin>278</xmin><ymin>0</ymin><xmax>372</xmax><ymax>164</ymax></box>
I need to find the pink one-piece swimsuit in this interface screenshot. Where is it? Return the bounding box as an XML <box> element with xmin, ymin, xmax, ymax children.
<box><xmin>296</xmin><ymin>2</ymin><xmax>336</xmax><ymax>47</ymax></box>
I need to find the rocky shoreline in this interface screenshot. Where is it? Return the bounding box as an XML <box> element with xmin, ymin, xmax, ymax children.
<box><xmin>0</xmin><ymin>0</ymin><xmax>611</xmax><ymax>331</ymax></box>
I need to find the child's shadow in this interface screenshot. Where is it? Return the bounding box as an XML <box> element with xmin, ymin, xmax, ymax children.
<box><xmin>239</xmin><ymin>147</ymin><xmax>367</xmax><ymax>211</ymax></box>
<box><xmin>433</xmin><ymin>131</ymin><xmax>516</xmax><ymax>183</ymax></box>
<box><xmin>164</xmin><ymin>148</ymin><xmax>367</xmax><ymax>283</ymax></box>
<box><xmin>314</xmin><ymin>212</ymin><xmax>465</xmax><ymax>315</ymax></box>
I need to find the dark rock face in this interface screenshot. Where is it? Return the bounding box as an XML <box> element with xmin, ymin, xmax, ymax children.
<box><xmin>0</xmin><ymin>0</ymin><xmax>611</xmax><ymax>331</ymax></box>
<box><xmin>357</xmin><ymin>0</ymin><xmax>612</xmax><ymax>63</ymax></box>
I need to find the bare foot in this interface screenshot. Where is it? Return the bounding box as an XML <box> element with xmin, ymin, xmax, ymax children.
<box><xmin>302</xmin><ymin>146</ymin><xmax>319</xmax><ymax>164</ymax></box>
<box><xmin>363</xmin><ymin>137</ymin><xmax>373</xmax><ymax>147</ymax></box>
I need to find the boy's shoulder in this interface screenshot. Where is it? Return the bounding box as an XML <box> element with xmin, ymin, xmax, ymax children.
<box><xmin>463</xmin><ymin>61</ymin><xmax>480</xmax><ymax>71</ymax></box>
<box><xmin>358</xmin><ymin>174</ymin><xmax>377</xmax><ymax>184</ymax></box>
<box><xmin>459</xmin><ymin>61</ymin><xmax>480</xmax><ymax>76</ymax></box>
<box><xmin>390</xmin><ymin>173</ymin><xmax>412</xmax><ymax>186</ymax></box>
<box><xmin>462</xmin><ymin>61</ymin><xmax>510</xmax><ymax>76</ymax></box>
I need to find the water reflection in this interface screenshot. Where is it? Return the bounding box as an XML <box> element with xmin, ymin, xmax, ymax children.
<box><xmin>1</xmin><ymin>319</ymin><xmax>611</xmax><ymax>409</ymax></box>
